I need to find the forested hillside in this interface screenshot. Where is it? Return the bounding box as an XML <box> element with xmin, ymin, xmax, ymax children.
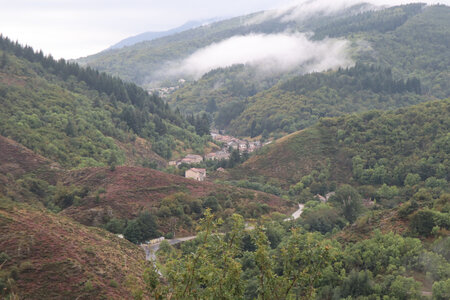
<box><xmin>170</xmin><ymin>4</ymin><xmax>449</xmax><ymax>136</ymax></box>
<box><xmin>313</xmin><ymin>4</ymin><xmax>450</xmax><ymax>99</ymax></box>
<box><xmin>228</xmin><ymin>63</ymin><xmax>428</xmax><ymax>137</ymax></box>
<box><xmin>144</xmin><ymin>99</ymin><xmax>448</xmax><ymax>299</ymax></box>
<box><xmin>230</xmin><ymin>99</ymin><xmax>449</xmax><ymax>190</ymax></box>
<box><xmin>0</xmin><ymin>36</ymin><xmax>206</xmax><ymax>168</ymax></box>
<box><xmin>76</xmin><ymin>11</ymin><xmax>297</xmax><ymax>85</ymax></box>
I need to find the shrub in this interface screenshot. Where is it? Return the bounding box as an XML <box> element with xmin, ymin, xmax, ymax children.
<box><xmin>0</xmin><ymin>252</ymin><xmax>10</xmax><ymax>264</ymax></box>
<box><xmin>109</xmin><ymin>279</ymin><xmax>119</xmax><ymax>288</ymax></box>
<box><xmin>432</xmin><ymin>278</ymin><xmax>450</xmax><ymax>300</ymax></box>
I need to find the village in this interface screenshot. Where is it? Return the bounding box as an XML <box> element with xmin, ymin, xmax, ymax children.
<box><xmin>169</xmin><ymin>131</ymin><xmax>270</xmax><ymax>181</ymax></box>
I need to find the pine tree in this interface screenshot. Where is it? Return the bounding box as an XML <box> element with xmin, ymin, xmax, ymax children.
<box><xmin>1</xmin><ymin>52</ymin><xmax>7</xmax><ymax>68</ymax></box>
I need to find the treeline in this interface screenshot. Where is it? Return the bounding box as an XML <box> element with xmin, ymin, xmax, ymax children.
<box><xmin>313</xmin><ymin>3</ymin><xmax>425</xmax><ymax>39</ymax></box>
<box><xmin>0</xmin><ymin>35</ymin><xmax>186</xmax><ymax>135</ymax></box>
<box><xmin>281</xmin><ymin>63</ymin><xmax>422</xmax><ymax>95</ymax></box>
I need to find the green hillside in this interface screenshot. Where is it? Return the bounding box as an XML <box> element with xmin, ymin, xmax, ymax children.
<box><xmin>76</xmin><ymin>12</ymin><xmax>296</xmax><ymax>85</ymax></box>
<box><xmin>228</xmin><ymin>63</ymin><xmax>429</xmax><ymax>137</ymax></box>
<box><xmin>171</xmin><ymin>4</ymin><xmax>449</xmax><ymax>136</ymax></box>
<box><xmin>230</xmin><ymin>99</ymin><xmax>449</xmax><ymax>191</ymax></box>
<box><xmin>0</xmin><ymin>36</ymin><xmax>206</xmax><ymax>168</ymax></box>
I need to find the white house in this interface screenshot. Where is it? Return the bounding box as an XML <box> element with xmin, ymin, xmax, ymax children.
<box><xmin>185</xmin><ymin>168</ymin><xmax>207</xmax><ymax>181</ymax></box>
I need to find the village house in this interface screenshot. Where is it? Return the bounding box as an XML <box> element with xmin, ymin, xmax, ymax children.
<box><xmin>205</xmin><ymin>150</ymin><xmax>230</xmax><ymax>161</ymax></box>
<box><xmin>185</xmin><ymin>168</ymin><xmax>206</xmax><ymax>181</ymax></box>
<box><xmin>228</xmin><ymin>141</ymin><xmax>239</xmax><ymax>150</ymax></box>
<box><xmin>180</xmin><ymin>154</ymin><xmax>203</xmax><ymax>165</ymax></box>
<box><xmin>205</xmin><ymin>152</ymin><xmax>217</xmax><ymax>160</ymax></box>
<box><xmin>239</xmin><ymin>142</ymin><xmax>248</xmax><ymax>151</ymax></box>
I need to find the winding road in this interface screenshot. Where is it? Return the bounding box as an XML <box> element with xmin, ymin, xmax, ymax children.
<box><xmin>141</xmin><ymin>204</ymin><xmax>305</xmax><ymax>262</ymax></box>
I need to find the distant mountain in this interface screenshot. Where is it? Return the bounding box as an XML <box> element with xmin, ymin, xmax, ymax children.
<box><xmin>76</xmin><ymin>2</ymin><xmax>372</xmax><ymax>85</ymax></box>
<box><xmin>77</xmin><ymin>3</ymin><xmax>449</xmax><ymax>139</ymax></box>
<box><xmin>108</xmin><ymin>19</ymin><xmax>220</xmax><ymax>50</ymax></box>
<box><xmin>172</xmin><ymin>4</ymin><xmax>449</xmax><ymax>136</ymax></box>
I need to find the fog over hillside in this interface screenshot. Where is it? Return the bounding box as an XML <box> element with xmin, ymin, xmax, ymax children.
<box><xmin>155</xmin><ymin>0</ymin><xmax>445</xmax><ymax>82</ymax></box>
<box><xmin>167</xmin><ymin>33</ymin><xmax>352</xmax><ymax>79</ymax></box>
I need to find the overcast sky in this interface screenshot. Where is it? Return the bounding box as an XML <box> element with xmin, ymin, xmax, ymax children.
<box><xmin>0</xmin><ymin>0</ymin><xmax>448</xmax><ymax>59</ymax></box>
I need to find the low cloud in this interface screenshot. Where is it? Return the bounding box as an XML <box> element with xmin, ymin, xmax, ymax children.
<box><xmin>249</xmin><ymin>0</ymin><xmax>444</xmax><ymax>25</ymax></box>
<box><xmin>168</xmin><ymin>33</ymin><xmax>352</xmax><ymax>79</ymax></box>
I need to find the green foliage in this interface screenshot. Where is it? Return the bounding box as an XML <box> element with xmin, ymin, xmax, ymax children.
<box><xmin>105</xmin><ymin>218</ymin><xmax>126</xmax><ymax>234</ymax></box>
<box><xmin>123</xmin><ymin>211</ymin><xmax>160</xmax><ymax>244</ymax></box>
<box><xmin>410</xmin><ymin>209</ymin><xmax>450</xmax><ymax>236</ymax></box>
<box><xmin>0</xmin><ymin>37</ymin><xmax>206</xmax><ymax>168</ymax></box>
<box><xmin>0</xmin><ymin>251</ymin><xmax>10</xmax><ymax>264</ymax></box>
<box><xmin>433</xmin><ymin>278</ymin><xmax>450</xmax><ymax>300</ymax></box>
<box><xmin>344</xmin><ymin>231</ymin><xmax>423</xmax><ymax>274</ymax></box>
<box><xmin>404</xmin><ymin>173</ymin><xmax>421</xmax><ymax>186</ymax></box>
<box><xmin>329</xmin><ymin>185</ymin><xmax>363</xmax><ymax>223</ymax></box>
<box><xmin>53</xmin><ymin>184</ymin><xmax>88</xmax><ymax>210</ymax></box>
<box><xmin>229</xmin><ymin>63</ymin><xmax>429</xmax><ymax>137</ymax></box>
<box><xmin>300</xmin><ymin>204</ymin><xmax>346</xmax><ymax>234</ymax></box>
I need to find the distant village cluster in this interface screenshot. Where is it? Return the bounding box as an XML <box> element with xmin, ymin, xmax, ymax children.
<box><xmin>170</xmin><ymin>131</ymin><xmax>269</xmax><ymax>182</ymax></box>
<box><xmin>147</xmin><ymin>79</ymin><xmax>186</xmax><ymax>98</ymax></box>
<box><xmin>210</xmin><ymin>131</ymin><xmax>264</xmax><ymax>154</ymax></box>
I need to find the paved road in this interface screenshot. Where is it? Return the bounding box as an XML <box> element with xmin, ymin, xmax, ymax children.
<box><xmin>142</xmin><ymin>235</ymin><xmax>197</xmax><ymax>261</ymax></box>
<box><xmin>143</xmin><ymin>203</ymin><xmax>305</xmax><ymax>262</ymax></box>
<box><xmin>284</xmin><ymin>204</ymin><xmax>304</xmax><ymax>221</ymax></box>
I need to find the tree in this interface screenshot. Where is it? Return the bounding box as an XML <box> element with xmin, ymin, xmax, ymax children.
<box><xmin>432</xmin><ymin>278</ymin><xmax>450</xmax><ymax>300</ymax></box>
<box><xmin>227</xmin><ymin>149</ymin><xmax>240</xmax><ymax>168</ymax></box>
<box><xmin>123</xmin><ymin>220</ymin><xmax>143</xmax><ymax>244</ymax></box>
<box><xmin>64</xmin><ymin>119</ymin><xmax>76</xmax><ymax>137</ymax></box>
<box><xmin>330</xmin><ymin>185</ymin><xmax>363</xmax><ymax>223</ymax></box>
<box><xmin>108</xmin><ymin>152</ymin><xmax>117</xmax><ymax>171</ymax></box>
<box><xmin>1</xmin><ymin>52</ymin><xmax>7</xmax><ymax>68</ymax></box>
<box><xmin>206</xmin><ymin>98</ymin><xmax>217</xmax><ymax>113</ymax></box>
<box><xmin>254</xmin><ymin>228</ymin><xmax>331</xmax><ymax>299</ymax></box>
<box><xmin>105</xmin><ymin>218</ymin><xmax>126</xmax><ymax>234</ymax></box>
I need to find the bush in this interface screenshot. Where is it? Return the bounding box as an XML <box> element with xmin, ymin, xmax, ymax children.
<box><xmin>398</xmin><ymin>200</ymin><xmax>419</xmax><ymax>218</ymax></box>
<box><xmin>432</xmin><ymin>278</ymin><xmax>450</xmax><ymax>300</ymax></box>
<box><xmin>105</xmin><ymin>218</ymin><xmax>126</xmax><ymax>234</ymax></box>
<box><xmin>109</xmin><ymin>279</ymin><xmax>119</xmax><ymax>288</ymax></box>
<box><xmin>124</xmin><ymin>211</ymin><xmax>159</xmax><ymax>244</ymax></box>
<box><xmin>410</xmin><ymin>209</ymin><xmax>436</xmax><ymax>236</ymax></box>
<box><xmin>410</xmin><ymin>209</ymin><xmax>449</xmax><ymax>236</ymax></box>
<box><xmin>0</xmin><ymin>252</ymin><xmax>10</xmax><ymax>264</ymax></box>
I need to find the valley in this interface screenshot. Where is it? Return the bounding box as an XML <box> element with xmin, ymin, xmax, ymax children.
<box><xmin>0</xmin><ymin>1</ymin><xmax>449</xmax><ymax>299</ymax></box>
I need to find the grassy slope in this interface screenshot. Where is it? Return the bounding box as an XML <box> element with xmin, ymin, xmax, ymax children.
<box><xmin>0</xmin><ymin>198</ymin><xmax>146</xmax><ymax>299</ymax></box>
<box><xmin>61</xmin><ymin>166</ymin><xmax>293</xmax><ymax>233</ymax></box>
<box><xmin>0</xmin><ymin>134</ymin><xmax>292</xmax><ymax>234</ymax></box>
<box><xmin>229</xmin><ymin>126</ymin><xmax>351</xmax><ymax>187</ymax></box>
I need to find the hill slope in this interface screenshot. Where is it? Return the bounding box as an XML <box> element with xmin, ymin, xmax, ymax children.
<box><xmin>171</xmin><ymin>4</ymin><xmax>449</xmax><ymax>136</ymax></box>
<box><xmin>0</xmin><ymin>133</ymin><xmax>292</xmax><ymax>238</ymax></box>
<box><xmin>0</xmin><ymin>198</ymin><xmax>146</xmax><ymax>299</ymax></box>
<box><xmin>228</xmin><ymin>63</ymin><xmax>429</xmax><ymax>137</ymax></box>
<box><xmin>108</xmin><ymin>19</ymin><xmax>218</xmax><ymax>50</ymax></box>
<box><xmin>0</xmin><ymin>36</ymin><xmax>205</xmax><ymax>168</ymax></box>
<box><xmin>229</xmin><ymin>99</ymin><xmax>450</xmax><ymax>189</ymax></box>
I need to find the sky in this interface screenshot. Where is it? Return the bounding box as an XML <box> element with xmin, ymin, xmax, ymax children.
<box><xmin>0</xmin><ymin>0</ymin><xmax>448</xmax><ymax>59</ymax></box>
